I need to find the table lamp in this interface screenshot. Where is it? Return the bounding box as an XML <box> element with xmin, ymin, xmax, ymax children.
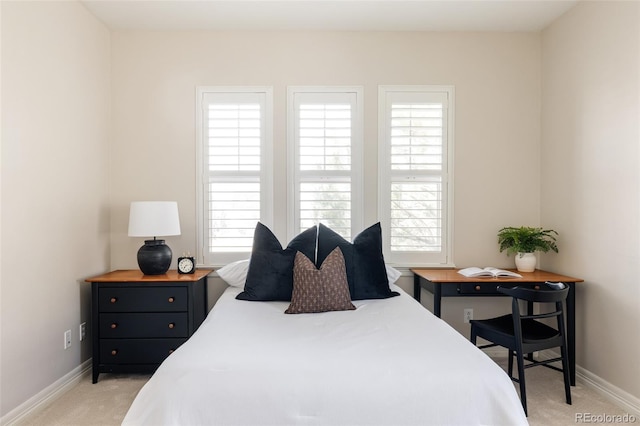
<box><xmin>128</xmin><ymin>201</ymin><xmax>181</xmax><ymax>275</ymax></box>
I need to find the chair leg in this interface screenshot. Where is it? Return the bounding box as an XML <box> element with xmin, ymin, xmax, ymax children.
<box><xmin>470</xmin><ymin>327</ymin><xmax>477</xmax><ymax>345</ymax></box>
<box><xmin>508</xmin><ymin>350</ymin><xmax>514</xmax><ymax>378</ymax></box>
<box><xmin>560</xmin><ymin>344</ymin><xmax>572</xmax><ymax>405</ymax></box>
<box><xmin>516</xmin><ymin>350</ymin><xmax>528</xmax><ymax>416</ymax></box>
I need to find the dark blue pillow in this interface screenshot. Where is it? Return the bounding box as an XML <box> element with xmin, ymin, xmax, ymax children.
<box><xmin>316</xmin><ymin>222</ymin><xmax>399</xmax><ymax>300</ymax></box>
<box><xmin>236</xmin><ymin>223</ymin><xmax>317</xmax><ymax>301</ymax></box>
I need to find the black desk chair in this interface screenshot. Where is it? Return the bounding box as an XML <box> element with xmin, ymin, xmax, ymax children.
<box><xmin>470</xmin><ymin>283</ymin><xmax>572</xmax><ymax>416</ymax></box>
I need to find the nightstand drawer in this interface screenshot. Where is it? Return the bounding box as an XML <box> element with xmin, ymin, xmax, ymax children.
<box><xmin>100</xmin><ymin>313</ymin><xmax>188</xmax><ymax>338</ymax></box>
<box><xmin>99</xmin><ymin>287</ymin><xmax>187</xmax><ymax>312</ymax></box>
<box><xmin>100</xmin><ymin>338</ymin><xmax>187</xmax><ymax>364</ymax></box>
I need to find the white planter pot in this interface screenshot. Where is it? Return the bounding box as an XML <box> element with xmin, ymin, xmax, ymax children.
<box><xmin>515</xmin><ymin>252</ymin><xmax>537</xmax><ymax>272</ymax></box>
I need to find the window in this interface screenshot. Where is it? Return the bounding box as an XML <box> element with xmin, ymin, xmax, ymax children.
<box><xmin>196</xmin><ymin>87</ymin><xmax>273</xmax><ymax>265</ymax></box>
<box><xmin>196</xmin><ymin>85</ymin><xmax>451</xmax><ymax>267</ymax></box>
<box><xmin>287</xmin><ymin>87</ymin><xmax>363</xmax><ymax>240</ymax></box>
<box><xmin>378</xmin><ymin>86</ymin><xmax>454</xmax><ymax>266</ymax></box>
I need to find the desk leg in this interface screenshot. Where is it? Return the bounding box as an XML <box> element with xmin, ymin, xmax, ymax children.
<box><xmin>433</xmin><ymin>283</ymin><xmax>442</xmax><ymax>318</ymax></box>
<box><xmin>413</xmin><ymin>274</ymin><xmax>421</xmax><ymax>303</ymax></box>
<box><xmin>413</xmin><ymin>276</ymin><xmax>441</xmax><ymax>318</ymax></box>
<box><xmin>567</xmin><ymin>282</ymin><xmax>576</xmax><ymax>386</ymax></box>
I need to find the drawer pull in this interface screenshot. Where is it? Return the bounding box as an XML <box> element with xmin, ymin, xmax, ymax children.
<box><xmin>111</xmin><ymin>349</ymin><xmax>118</xmax><ymax>356</ymax></box>
<box><xmin>534</xmin><ymin>285</ymin><xmax>541</xmax><ymax>290</ymax></box>
<box><xmin>168</xmin><ymin>297</ymin><xmax>175</xmax><ymax>303</ymax></box>
<box><xmin>110</xmin><ymin>323</ymin><xmax>118</xmax><ymax>329</ymax></box>
<box><xmin>110</xmin><ymin>297</ymin><xmax>118</xmax><ymax>303</ymax></box>
<box><xmin>168</xmin><ymin>323</ymin><xmax>175</xmax><ymax>329</ymax></box>
<box><xmin>475</xmin><ymin>285</ymin><xmax>481</xmax><ymax>291</ymax></box>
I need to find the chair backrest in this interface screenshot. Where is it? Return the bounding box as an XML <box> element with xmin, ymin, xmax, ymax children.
<box><xmin>497</xmin><ymin>284</ymin><xmax>569</xmax><ymax>303</ymax></box>
<box><xmin>497</xmin><ymin>284</ymin><xmax>569</xmax><ymax>338</ymax></box>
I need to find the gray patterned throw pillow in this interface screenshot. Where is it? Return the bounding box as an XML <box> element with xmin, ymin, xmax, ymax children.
<box><xmin>285</xmin><ymin>247</ymin><xmax>356</xmax><ymax>314</ymax></box>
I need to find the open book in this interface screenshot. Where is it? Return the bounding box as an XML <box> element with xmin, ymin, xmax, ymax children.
<box><xmin>457</xmin><ymin>267</ymin><xmax>522</xmax><ymax>278</ymax></box>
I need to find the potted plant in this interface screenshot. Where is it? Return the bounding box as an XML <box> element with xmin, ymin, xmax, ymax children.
<box><xmin>497</xmin><ymin>226</ymin><xmax>558</xmax><ymax>272</ymax></box>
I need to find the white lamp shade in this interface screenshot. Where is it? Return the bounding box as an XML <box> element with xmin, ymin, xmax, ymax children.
<box><xmin>128</xmin><ymin>201</ymin><xmax>181</xmax><ymax>237</ymax></box>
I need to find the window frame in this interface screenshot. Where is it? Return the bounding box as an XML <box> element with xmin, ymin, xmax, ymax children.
<box><xmin>286</xmin><ymin>86</ymin><xmax>364</xmax><ymax>241</ymax></box>
<box><xmin>196</xmin><ymin>86</ymin><xmax>273</xmax><ymax>266</ymax></box>
<box><xmin>377</xmin><ymin>85</ymin><xmax>455</xmax><ymax>267</ymax></box>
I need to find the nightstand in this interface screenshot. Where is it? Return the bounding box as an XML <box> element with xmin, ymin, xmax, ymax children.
<box><xmin>86</xmin><ymin>269</ymin><xmax>212</xmax><ymax>383</ymax></box>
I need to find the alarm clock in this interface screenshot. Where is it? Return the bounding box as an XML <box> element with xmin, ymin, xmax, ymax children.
<box><xmin>177</xmin><ymin>256</ymin><xmax>196</xmax><ymax>274</ymax></box>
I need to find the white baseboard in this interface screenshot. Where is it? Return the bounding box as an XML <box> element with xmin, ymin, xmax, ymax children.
<box><xmin>533</xmin><ymin>350</ymin><xmax>640</xmax><ymax>418</ymax></box>
<box><xmin>577</xmin><ymin>364</ymin><xmax>640</xmax><ymax>418</ymax></box>
<box><xmin>1</xmin><ymin>359</ymin><xmax>92</xmax><ymax>426</ymax></box>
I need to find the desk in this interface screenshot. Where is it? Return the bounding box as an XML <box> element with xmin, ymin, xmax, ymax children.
<box><xmin>411</xmin><ymin>268</ymin><xmax>583</xmax><ymax>385</ymax></box>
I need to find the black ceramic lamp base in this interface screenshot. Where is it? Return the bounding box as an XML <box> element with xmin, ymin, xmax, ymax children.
<box><xmin>137</xmin><ymin>239</ymin><xmax>172</xmax><ymax>275</ymax></box>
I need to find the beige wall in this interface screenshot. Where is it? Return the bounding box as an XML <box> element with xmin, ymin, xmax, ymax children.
<box><xmin>542</xmin><ymin>1</ymin><xmax>640</xmax><ymax>401</ymax></box>
<box><xmin>0</xmin><ymin>1</ymin><xmax>111</xmax><ymax>417</ymax></box>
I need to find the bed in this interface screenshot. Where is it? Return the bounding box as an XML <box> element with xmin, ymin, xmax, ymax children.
<box><xmin>123</xmin><ymin>223</ymin><xmax>527</xmax><ymax>425</ymax></box>
<box><xmin>122</xmin><ymin>283</ymin><xmax>527</xmax><ymax>425</ymax></box>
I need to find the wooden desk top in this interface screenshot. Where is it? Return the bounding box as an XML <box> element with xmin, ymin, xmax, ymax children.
<box><xmin>411</xmin><ymin>268</ymin><xmax>583</xmax><ymax>283</ymax></box>
<box><xmin>85</xmin><ymin>269</ymin><xmax>214</xmax><ymax>283</ymax></box>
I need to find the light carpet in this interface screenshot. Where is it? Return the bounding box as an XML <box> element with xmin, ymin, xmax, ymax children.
<box><xmin>13</xmin><ymin>357</ymin><xmax>632</xmax><ymax>426</ymax></box>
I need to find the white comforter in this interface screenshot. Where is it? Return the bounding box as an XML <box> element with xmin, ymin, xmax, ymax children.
<box><xmin>123</xmin><ymin>285</ymin><xmax>527</xmax><ymax>426</ymax></box>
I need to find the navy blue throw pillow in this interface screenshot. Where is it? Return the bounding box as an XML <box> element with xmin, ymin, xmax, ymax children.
<box><xmin>316</xmin><ymin>222</ymin><xmax>399</xmax><ymax>300</ymax></box>
<box><xmin>236</xmin><ymin>223</ymin><xmax>317</xmax><ymax>301</ymax></box>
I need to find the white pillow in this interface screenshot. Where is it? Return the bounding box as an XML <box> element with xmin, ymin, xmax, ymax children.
<box><xmin>217</xmin><ymin>259</ymin><xmax>249</xmax><ymax>288</ymax></box>
<box><xmin>386</xmin><ymin>264</ymin><xmax>402</xmax><ymax>285</ymax></box>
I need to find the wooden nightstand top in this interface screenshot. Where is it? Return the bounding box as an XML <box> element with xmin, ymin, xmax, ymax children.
<box><xmin>85</xmin><ymin>269</ymin><xmax>214</xmax><ymax>283</ymax></box>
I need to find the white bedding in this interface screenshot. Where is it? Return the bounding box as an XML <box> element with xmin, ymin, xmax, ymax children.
<box><xmin>123</xmin><ymin>285</ymin><xmax>528</xmax><ymax>425</ymax></box>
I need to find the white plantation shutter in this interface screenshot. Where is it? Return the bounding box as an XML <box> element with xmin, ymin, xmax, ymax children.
<box><xmin>379</xmin><ymin>86</ymin><xmax>454</xmax><ymax>266</ymax></box>
<box><xmin>390</xmin><ymin>102</ymin><xmax>444</xmax><ymax>171</ymax></box>
<box><xmin>197</xmin><ymin>88</ymin><xmax>273</xmax><ymax>265</ymax></box>
<box><xmin>207</xmin><ymin>103</ymin><xmax>261</xmax><ymax>172</ymax></box>
<box><xmin>390</xmin><ymin>178</ymin><xmax>442</xmax><ymax>251</ymax></box>
<box><xmin>208</xmin><ymin>180</ymin><xmax>260</xmax><ymax>252</ymax></box>
<box><xmin>288</xmin><ymin>88</ymin><xmax>363</xmax><ymax>240</ymax></box>
<box><xmin>298</xmin><ymin>104</ymin><xmax>352</xmax><ymax>172</ymax></box>
<box><xmin>300</xmin><ymin>181</ymin><xmax>352</xmax><ymax>237</ymax></box>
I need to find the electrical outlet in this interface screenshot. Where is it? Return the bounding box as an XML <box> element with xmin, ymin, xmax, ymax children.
<box><xmin>64</xmin><ymin>330</ymin><xmax>72</xmax><ymax>349</ymax></box>
<box><xmin>79</xmin><ymin>322</ymin><xmax>86</xmax><ymax>342</ymax></box>
<box><xmin>464</xmin><ymin>308</ymin><xmax>473</xmax><ymax>323</ymax></box>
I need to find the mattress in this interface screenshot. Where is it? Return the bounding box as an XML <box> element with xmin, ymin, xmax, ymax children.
<box><xmin>122</xmin><ymin>285</ymin><xmax>528</xmax><ymax>425</ymax></box>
